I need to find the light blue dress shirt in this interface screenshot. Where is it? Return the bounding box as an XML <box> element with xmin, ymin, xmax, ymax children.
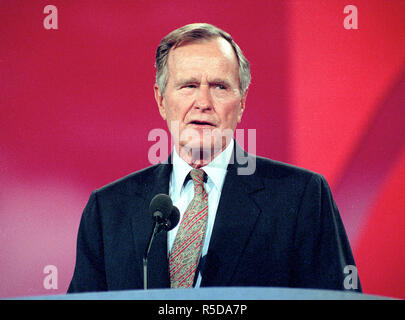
<box><xmin>168</xmin><ymin>139</ymin><xmax>234</xmax><ymax>287</ymax></box>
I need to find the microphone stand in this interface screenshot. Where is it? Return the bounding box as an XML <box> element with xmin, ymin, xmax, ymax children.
<box><xmin>143</xmin><ymin>203</ymin><xmax>179</xmax><ymax>290</ymax></box>
<box><xmin>143</xmin><ymin>221</ymin><xmax>161</xmax><ymax>290</ymax></box>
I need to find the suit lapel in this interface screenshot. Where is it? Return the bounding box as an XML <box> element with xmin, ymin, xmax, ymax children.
<box><xmin>201</xmin><ymin>145</ymin><xmax>264</xmax><ymax>286</ymax></box>
<box><xmin>130</xmin><ymin>160</ymin><xmax>172</xmax><ymax>289</ymax></box>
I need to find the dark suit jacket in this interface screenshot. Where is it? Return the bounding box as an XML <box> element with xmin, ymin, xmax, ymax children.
<box><xmin>68</xmin><ymin>144</ymin><xmax>360</xmax><ymax>293</ymax></box>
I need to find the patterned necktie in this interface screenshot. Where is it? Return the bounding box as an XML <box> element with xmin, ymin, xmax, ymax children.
<box><xmin>169</xmin><ymin>168</ymin><xmax>208</xmax><ymax>288</ymax></box>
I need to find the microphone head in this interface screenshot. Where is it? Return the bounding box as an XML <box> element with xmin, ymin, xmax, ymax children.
<box><xmin>149</xmin><ymin>194</ymin><xmax>173</xmax><ymax>223</ymax></box>
<box><xmin>164</xmin><ymin>206</ymin><xmax>180</xmax><ymax>231</ymax></box>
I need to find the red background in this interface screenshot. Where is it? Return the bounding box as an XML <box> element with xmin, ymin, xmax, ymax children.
<box><xmin>1</xmin><ymin>0</ymin><xmax>404</xmax><ymax>298</ymax></box>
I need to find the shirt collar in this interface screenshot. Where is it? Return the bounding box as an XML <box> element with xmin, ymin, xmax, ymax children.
<box><xmin>171</xmin><ymin>139</ymin><xmax>234</xmax><ymax>195</ymax></box>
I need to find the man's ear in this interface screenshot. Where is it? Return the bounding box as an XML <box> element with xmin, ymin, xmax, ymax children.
<box><xmin>154</xmin><ymin>84</ymin><xmax>166</xmax><ymax>120</ymax></box>
<box><xmin>237</xmin><ymin>90</ymin><xmax>248</xmax><ymax>123</ymax></box>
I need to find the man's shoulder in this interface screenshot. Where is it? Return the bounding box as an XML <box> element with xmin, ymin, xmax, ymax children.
<box><xmin>94</xmin><ymin>162</ymin><xmax>169</xmax><ymax>196</ymax></box>
<box><xmin>246</xmin><ymin>155</ymin><xmax>332</xmax><ymax>204</ymax></box>
<box><xmin>253</xmin><ymin>154</ymin><xmax>325</xmax><ymax>185</ymax></box>
<box><xmin>233</xmin><ymin>142</ymin><xmax>323</xmax><ymax>184</ymax></box>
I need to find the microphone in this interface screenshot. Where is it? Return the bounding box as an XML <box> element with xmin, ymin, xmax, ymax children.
<box><xmin>165</xmin><ymin>205</ymin><xmax>180</xmax><ymax>232</ymax></box>
<box><xmin>143</xmin><ymin>194</ymin><xmax>180</xmax><ymax>289</ymax></box>
<box><xmin>149</xmin><ymin>194</ymin><xmax>178</xmax><ymax>232</ymax></box>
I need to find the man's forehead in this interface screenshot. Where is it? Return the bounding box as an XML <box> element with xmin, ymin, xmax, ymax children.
<box><xmin>166</xmin><ymin>38</ymin><xmax>239</xmax><ymax>81</ymax></box>
<box><xmin>168</xmin><ymin>37</ymin><xmax>237</xmax><ymax>64</ymax></box>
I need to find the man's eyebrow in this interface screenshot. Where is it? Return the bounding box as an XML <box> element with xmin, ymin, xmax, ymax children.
<box><xmin>174</xmin><ymin>78</ymin><xmax>200</xmax><ymax>87</ymax></box>
<box><xmin>175</xmin><ymin>78</ymin><xmax>232</xmax><ymax>87</ymax></box>
<box><xmin>209</xmin><ymin>78</ymin><xmax>231</xmax><ymax>86</ymax></box>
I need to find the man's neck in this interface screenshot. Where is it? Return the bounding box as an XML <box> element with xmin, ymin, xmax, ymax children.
<box><xmin>175</xmin><ymin>140</ymin><xmax>233</xmax><ymax>169</ymax></box>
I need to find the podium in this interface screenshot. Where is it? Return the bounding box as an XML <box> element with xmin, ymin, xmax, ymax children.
<box><xmin>17</xmin><ymin>287</ymin><xmax>392</xmax><ymax>300</ymax></box>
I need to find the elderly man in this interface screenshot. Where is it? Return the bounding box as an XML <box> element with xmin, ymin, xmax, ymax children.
<box><xmin>68</xmin><ymin>23</ymin><xmax>360</xmax><ymax>293</ymax></box>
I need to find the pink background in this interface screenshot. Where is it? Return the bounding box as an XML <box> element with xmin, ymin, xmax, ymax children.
<box><xmin>1</xmin><ymin>0</ymin><xmax>405</xmax><ymax>298</ymax></box>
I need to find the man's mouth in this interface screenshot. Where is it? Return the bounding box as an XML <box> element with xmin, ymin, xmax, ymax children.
<box><xmin>188</xmin><ymin>120</ymin><xmax>215</xmax><ymax>127</ymax></box>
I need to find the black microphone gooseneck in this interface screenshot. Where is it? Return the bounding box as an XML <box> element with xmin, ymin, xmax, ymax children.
<box><xmin>143</xmin><ymin>194</ymin><xmax>180</xmax><ymax>290</ymax></box>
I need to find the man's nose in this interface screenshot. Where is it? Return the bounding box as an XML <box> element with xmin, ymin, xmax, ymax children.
<box><xmin>194</xmin><ymin>85</ymin><xmax>213</xmax><ymax>110</ymax></box>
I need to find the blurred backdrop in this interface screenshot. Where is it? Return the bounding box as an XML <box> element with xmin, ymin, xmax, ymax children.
<box><xmin>1</xmin><ymin>0</ymin><xmax>404</xmax><ymax>298</ymax></box>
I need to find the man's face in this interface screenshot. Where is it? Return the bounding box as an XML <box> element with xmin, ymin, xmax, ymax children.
<box><xmin>154</xmin><ymin>37</ymin><xmax>247</xmax><ymax>160</ymax></box>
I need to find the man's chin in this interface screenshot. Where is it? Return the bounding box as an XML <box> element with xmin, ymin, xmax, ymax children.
<box><xmin>178</xmin><ymin>139</ymin><xmax>225</xmax><ymax>161</ymax></box>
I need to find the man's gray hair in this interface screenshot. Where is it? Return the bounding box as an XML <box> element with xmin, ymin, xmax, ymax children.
<box><xmin>155</xmin><ymin>23</ymin><xmax>251</xmax><ymax>96</ymax></box>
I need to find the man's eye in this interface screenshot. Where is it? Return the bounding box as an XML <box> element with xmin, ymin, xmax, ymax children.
<box><xmin>183</xmin><ymin>84</ymin><xmax>196</xmax><ymax>89</ymax></box>
<box><xmin>216</xmin><ymin>84</ymin><xmax>226</xmax><ymax>90</ymax></box>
